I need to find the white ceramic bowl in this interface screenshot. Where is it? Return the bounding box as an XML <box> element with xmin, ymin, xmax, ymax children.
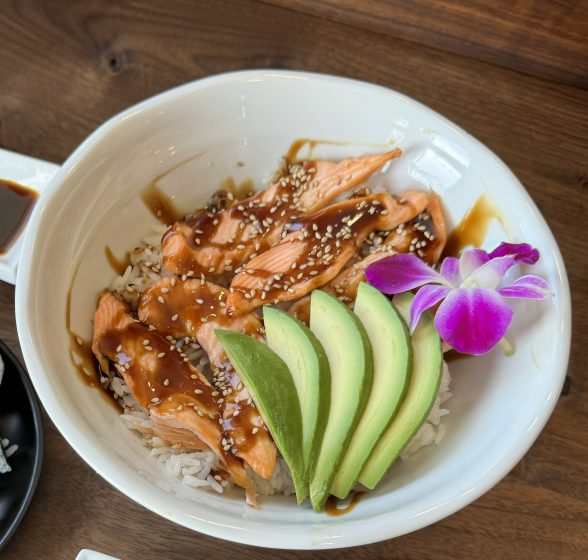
<box><xmin>13</xmin><ymin>70</ymin><xmax>570</xmax><ymax>549</ymax></box>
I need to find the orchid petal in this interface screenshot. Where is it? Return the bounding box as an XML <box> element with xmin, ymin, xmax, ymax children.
<box><xmin>434</xmin><ymin>288</ymin><xmax>513</xmax><ymax>355</ymax></box>
<box><xmin>409</xmin><ymin>285</ymin><xmax>451</xmax><ymax>331</ymax></box>
<box><xmin>440</xmin><ymin>257</ymin><xmax>461</xmax><ymax>287</ymax></box>
<box><xmin>365</xmin><ymin>253</ymin><xmax>448</xmax><ymax>294</ymax></box>
<box><xmin>489</xmin><ymin>242</ymin><xmax>539</xmax><ymax>265</ymax></box>
<box><xmin>459</xmin><ymin>249</ymin><xmax>490</xmax><ymax>280</ymax></box>
<box><xmin>498</xmin><ymin>275</ymin><xmax>552</xmax><ymax>300</ymax></box>
<box><xmin>463</xmin><ymin>256</ymin><xmax>517</xmax><ymax>290</ymax></box>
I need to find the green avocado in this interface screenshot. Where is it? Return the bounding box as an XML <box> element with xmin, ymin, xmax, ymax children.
<box><xmin>263</xmin><ymin>306</ymin><xmax>331</xmax><ymax>489</ymax></box>
<box><xmin>215</xmin><ymin>330</ymin><xmax>307</xmax><ymax>503</ymax></box>
<box><xmin>308</xmin><ymin>290</ymin><xmax>374</xmax><ymax>512</ymax></box>
<box><xmin>330</xmin><ymin>282</ymin><xmax>412</xmax><ymax>499</ymax></box>
<box><xmin>358</xmin><ymin>292</ymin><xmax>443</xmax><ymax>489</ymax></box>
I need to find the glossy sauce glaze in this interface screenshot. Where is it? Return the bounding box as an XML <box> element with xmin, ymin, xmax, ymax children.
<box><xmin>385</xmin><ymin>209</ymin><xmax>440</xmax><ymax>265</ymax></box>
<box><xmin>443</xmin><ymin>195</ymin><xmax>501</xmax><ymax>258</ymax></box>
<box><xmin>160</xmin><ymin>162</ymin><xmax>322</xmax><ymax>276</ymax></box>
<box><xmin>0</xmin><ymin>179</ymin><xmax>38</xmax><ymax>254</ymax></box>
<box><xmin>137</xmin><ymin>277</ymin><xmax>270</xmax><ymax>457</ymax></box>
<box><xmin>227</xmin><ymin>191</ymin><xmax>428</xmax><ymax>311</ymax></box>
<box><xmin>92</xmin><ymin>293</ymin><xmax>255</xmax><ymax>481</ymax></box>
<box><xmin>96</xmin><ymin>321</ymin><xmax>216</xmax><ymax>411</ymax></box>
<box><xmin>325</xmin><ymin>492</ymin><xmax>364</xmax><ymax>516</ymax></box>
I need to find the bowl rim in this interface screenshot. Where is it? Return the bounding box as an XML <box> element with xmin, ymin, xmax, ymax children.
<box><xmin>0</xmin><ymin>340</ymin><xmax>44</xmax><ymax>552</ymax></box>
<box><xmin>14</xmin><ymin>69</ymin><xmax>571</xmax><ymax>549</ymax></box>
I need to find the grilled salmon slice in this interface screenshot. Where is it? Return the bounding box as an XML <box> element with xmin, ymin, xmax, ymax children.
<box><xmin>288</xmin><ymin>250</ymin><xmax>396</xmax><ymax>324</ymax></box>
<box><xmin>138</xmin><ymin>277</ymin><xmax>277</xmax><ymax>480</ymax></box>
<box><xmin>288</xmin><ymin>192</ymin><xmax>448</xmax><ymax>322</ymax></box>
<box><xmin>384</xmin><ymin>191</ymin><xmax>447</xmax><ymax>265</ymax></box>
<box><xmin>161</xmin><ymin>150</ymin><xmax>401</xmax><ymax>276</ymax></box>
<box><xmin>92</xmin><ymin>292</ymin><xmax>252</xmax><ymax>493</ymax></box>
<box><xmin>226</xmin><ymin>191</ymin><xmax>428</xmax><ymax>315</ymax></box>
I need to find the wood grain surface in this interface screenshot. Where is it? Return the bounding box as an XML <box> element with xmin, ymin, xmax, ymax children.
<box><xmin>1</xmin><ymin>1</ymin><xmax>587</xmax><ymax>558</ymax></box>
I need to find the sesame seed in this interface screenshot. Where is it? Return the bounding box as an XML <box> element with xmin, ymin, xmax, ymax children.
<box><xmin>194</xmin><ymin>389</ymin><xmax>203</xmax><ymax>394</ymax></box>
<box><xmin>163</xmin><ymin>379</ymin><xmax>170</xmax><ymax>386</ymax></box>
<box><xmin>252</xmin><ymin>427</ymin><xmax>259</xmax><ymax>435</ymax></box>
<box><xmin>116</xmin><ymin>344</ymin><xmax>122</xmax><ymax>352</ymax></box>
<box><xmin>145</xmin><ymin>346</ymin><xmax>153</xmax><ymax>351</ymax></box>
<box><xmin>196</xmin><ymin>298</ymin><xmax>204</xmax><ymax>304</ymax></box>
<box><xmin>171</xmin><ymin>314</ymin><xmax>178</xmax><ymax>321</ymax></box>
<box><xmin>157</xmin><ymin>352</ymin><xmax>166</xmax><ymax>358</ymax></box>
<box><xmin>157</xmin><ymin>296</ymin><xmax>165</xmax><ymax>304</ymax></box>
<box><xmin>151</xmin><ymin>397</ymin><xmax>159</xmax><ymax>403</ymax></box>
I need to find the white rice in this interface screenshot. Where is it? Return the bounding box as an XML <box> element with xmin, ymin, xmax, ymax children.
<box><xmin>105</xmin><ymin>227</ymin><xmax>452</xmax><ymax>498</ymax></box>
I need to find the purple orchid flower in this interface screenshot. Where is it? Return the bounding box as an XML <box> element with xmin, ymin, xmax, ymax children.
<box><xmin>365</xmin><ymin>243</ymin><xmax>552</xmax><ymax>355</ymax></box>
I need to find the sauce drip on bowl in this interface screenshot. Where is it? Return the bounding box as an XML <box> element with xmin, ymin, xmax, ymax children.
<box><xmin>66</xmin><ymin>288</ymin><xmax>120</xmax><ymax>408</ymax></box>
<box><xmin>104</xmin><ymin>246</ymin><xmax>131</xmax><ymax>276</ymax></box>
<box><xmin>325</xmin><ymin>492</ymin><xmax>364</xmax><ymax>516</ymax></box>
<box><xmin>140</xmin><ymin>181</ymin><xmax>184</xmax><ymax>225</ymax></box>
<box><xmin>442</xmin><ymin>195</ymin><xmax>501</xmax><ymax>258</ymax></box>
<box><xmin>0</xmin><ymin>179</ymin><xmax>38</xmax><ymax>254</ymax></box>
<box><xmin>218</xmin><ymin>177</ymin><xmax>255</xmax><ymax>201</ymax></box>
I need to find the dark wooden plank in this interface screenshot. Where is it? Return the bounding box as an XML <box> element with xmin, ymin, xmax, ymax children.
<box><xmin>0</xmin><ymin>0</ymin><xmax>587</xmax><ymax>558</ymax></box>
<box><xmin>260</xmin><ymin>0</ymin><xmax>588</xmax><ymax>90</ymax></box>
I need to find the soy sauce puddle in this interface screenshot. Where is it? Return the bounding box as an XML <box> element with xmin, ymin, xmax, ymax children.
<box><xmin>325</xmin><ymin>492</ymin><xmax>364</xmax><ymax>517</ymax></box>
<box><xmin>0</xmin><ymin>179</ymin><xmax>38</xmax><ymax>254</ymax></box>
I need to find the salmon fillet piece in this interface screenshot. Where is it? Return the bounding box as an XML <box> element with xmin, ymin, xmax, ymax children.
<box><xmin>384</xmin><ymin>191</ymin><xmax>447</xmax><ymax>265</ymax></box>
<box><xmin>137</xmin><ymin>277</ymin><xmax>277</xmax><ymax>480</ymax></box>
<box><xmin>226</xmin><ymin>191</ymin><xmax>429</xmax><ymax>316</ymax></box>
<box><xmin>288</xmin><ymin>250</ymin><xmax>396</xmax><ymax>324</ymax></box>
<box><xmin>288</xmin><ymin>193</ymin><xmax>447</xmax><ymax>323</ymax></box>
<box><xmin>161</xmin><ymin>150</ymin><xmax>401</xmax><ymax>276</ymax></box>
<box><xmin>92</xmin><ymin>292</ymin><xmax>253</xmax><ymax>494</ymax></box>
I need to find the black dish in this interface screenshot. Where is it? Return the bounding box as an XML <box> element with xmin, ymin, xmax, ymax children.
<box><xmin>0</xmin><ymin>340</ymin><xmax>44</xmax><ymax>551</ymax></box>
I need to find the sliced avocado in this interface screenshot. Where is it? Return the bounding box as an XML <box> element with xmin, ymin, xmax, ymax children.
<box><xmin>215</xmin><ymin>330</ymin><xmax>307</xmax><ymax>503</ymax></box>
<box><xmin>330</xmin><ymin>282</ymin><xmax>412</xmax><ymax>499</ymax></box>
<box><xmin>308</xmin><ymin>290</ymin><xmax>373</xmax><ymax>512</ymax></box>
<box><xmin>358</xmin><ymin>292</ymin><xmax>443</xmax><ymax>489</ymax></box>
<box><xmin>263</xmin><ymin>306</ymin><xmax>331</xmax><ymax>483</ymax></box>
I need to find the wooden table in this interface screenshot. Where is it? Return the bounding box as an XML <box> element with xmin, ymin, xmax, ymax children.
<box><xmin>1</xmin><ymin>1</ymin><xmax>587</xmax><ymax>558</ymax></box>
